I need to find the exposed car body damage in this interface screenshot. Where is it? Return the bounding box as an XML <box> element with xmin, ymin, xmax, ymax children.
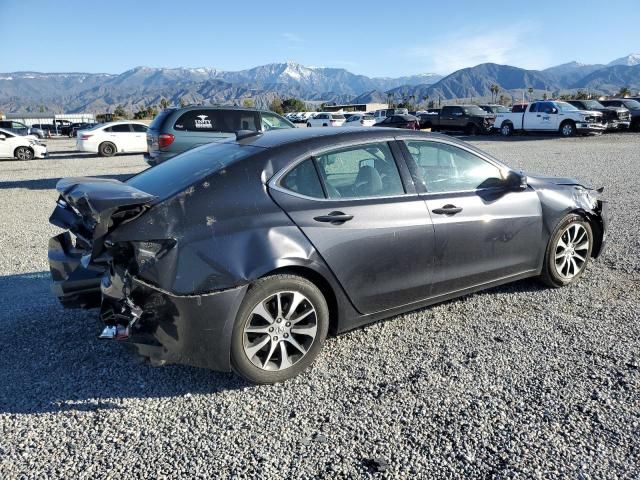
<box><xmin>47</xmin><ymin>129</ymin><xmax>608</xmax><ymax>373</ymax></box>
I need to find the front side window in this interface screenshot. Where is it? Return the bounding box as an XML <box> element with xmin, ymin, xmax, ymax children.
<box><xmin>314</xmin><ymin>142</ymin><xmax>404</xmax><ymax>199</ymax></box>
<box><xmin>261</xmin><ymin>112</ymin><xmax>293</xmax><ymax>131</ymax></box>
<box><xmin>404</xmin><ymin>141</ymin><xmax>504</xmax><ymax>193</ymax></box>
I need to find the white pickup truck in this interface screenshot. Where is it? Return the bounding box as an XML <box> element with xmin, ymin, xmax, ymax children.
<box><xmin>495</xmin><ymin>101</ymin><xmax>606</xmax><ymax>137</ymax></box>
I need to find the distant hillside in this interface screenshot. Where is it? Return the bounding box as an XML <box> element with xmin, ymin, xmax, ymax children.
<box><xmin>543</xmin><ymin>62</ymin><xmax>605</xmax><ymax>87</ymax></box>
<box><xmin>574</xmin><ymin>64</ymin><xmax>640</xmax><ymax>90</ymax></box>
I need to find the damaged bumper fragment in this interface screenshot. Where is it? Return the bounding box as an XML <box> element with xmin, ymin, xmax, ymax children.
<box><xmin>101</xmin><ymin>268</ymin><xmax>247</xmax><ymax>371</ymax></box>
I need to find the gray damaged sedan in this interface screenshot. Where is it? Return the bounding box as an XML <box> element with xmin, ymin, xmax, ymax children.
<box><xmin>48</xmin><ymin>128</ymin><xmax>607</xmax><ymax>383</ymax></box>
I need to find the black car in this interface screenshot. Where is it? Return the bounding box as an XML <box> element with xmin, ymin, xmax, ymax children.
<box><xmin>48</xmin><ymin>128</ymin><xmax>607</xmax><ymax>384</ymax></box>
<box><xmin>567</xmin><ymin>100</ymin><xmax>631</xmax><ymax>131</ymax></box>
<box><xmin>417</xmin><ymin>105</ymin><xmax>495</xmax><ymax>135</ymax></box>
<box><xmin>373</xmin><ymin>114</ymin><xmax>419</xmax><ymax>130</ymax></box>
<box><xmin>599</xmin><ymin>99</ymin><xmax>640</xmax><ymax>131</ymax></box>
<box><xmin>145</xmin><ymin>106</ymin><xmax>295</xmax><ymax>166</ymax></box>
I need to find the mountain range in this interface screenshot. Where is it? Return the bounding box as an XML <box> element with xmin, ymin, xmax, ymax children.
<box><xmin>0</xmin><ymin>55</ymin><xmax>638</xmax><ymax>114</ymax></box>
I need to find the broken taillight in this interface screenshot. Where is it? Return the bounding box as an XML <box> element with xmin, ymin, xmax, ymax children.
<box><xmin>158</xmin><ymin>134</ymin><xmax>175</xmax><ymax>149</ymax></box>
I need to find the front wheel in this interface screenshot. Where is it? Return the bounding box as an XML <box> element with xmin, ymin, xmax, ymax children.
<box><xmin>306</xmin><ymin>123</ymin><xmax>312</xmax><ymax>128</ymax></box>
<box><xmin>231</xmin><ymin>274</ymin><xmax>329</xmax><ymax>384</ymax></box>
<box><xmin>14</xmin><ymin>147</ymin><xmax>34</xmax><ymax>160</ymax></box>
<box><xmin>500</xmin><ymin>123</ymin><xmax>513</xmax><ymax>136</ymax></box>
<box><xmin>540</xmin><ymin>214</ymin><xmax>593</xmax><ymax>288</ymax></box>
<box><xmin>560</xmin><ymin>121</ymin><xmax>576</xmax><ymax>137</ymax></box>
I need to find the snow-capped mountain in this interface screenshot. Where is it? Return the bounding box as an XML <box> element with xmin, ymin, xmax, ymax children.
<box><xmin>608</xmin><ymin>53</ymin><xmax>640</xmax><ymax>67</ymax></box>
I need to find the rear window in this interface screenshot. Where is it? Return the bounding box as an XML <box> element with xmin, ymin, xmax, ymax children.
<box><xmin>173</xmin><ymin>110</ymin><xmax>259</xmax><ymax>132</ymax></box>
<box><xmin>149</xmin><ymin>109</ymin><xmax>175</xmax><ymax>130</ymax></box>
<box><xmin>127</xmin><ymin>142</ymin><xmax>262</xmax><ymax>199</ymax></box>
<box><xmin>363</xmin><ymin>115</ymin><xmax>374</xmax><ymax>120</ymax></box>
<box><xmin>331</xmin><ymin>114</ymin><xmax>345</xmax><ymax>120</ymax></box>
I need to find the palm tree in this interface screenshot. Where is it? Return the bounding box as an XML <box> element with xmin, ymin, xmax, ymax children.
<box><xmin>386</xmin><ymin>92</ymin><xmax>394</xmax><ymax>108</ymax></box>
<box><xmin>618</xmin><ymin>86</ymin><xmax>631</xmax><ymax>98</ymax></box>
<box><xmin>159</xmin><ymin>98</ymin><xmax>170</xmax><ymax>110</ymax></box>
<box><xmin>527</xmin><ymin>87</ymin><xmax>534</xmax><ymax>101</ymax></box>
<box><xmin>423</xmin><ymin>95</ymin><xmax>429</xmax><ymax>108</ymax></box>
<box><xmin>489</xmin><ymin>84</ymin><xmax>500</xmax><ymax>103</ymax></box>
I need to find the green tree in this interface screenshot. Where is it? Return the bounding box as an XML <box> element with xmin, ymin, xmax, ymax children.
<box><xmin>386</xmin><ymin>92</ymin><xmax>394</xmax><ymax>108</ymax></box>
<box><xmin>617</xmin><ymin>86</ymin><xmax>631</xmax><ymax>97</ymax></box>
<box><xmin>281</xmin><ymin>98</ymin><xmax>306</xmax><ymax>113</ymax></box>
<box><xmin>179</xmin><ymin>97</ymin><xmax>187</xmax><ymax>108</ymax></box>
<box><xmin>269</xmin><ymin>97</ymin><xmax>284</xmax><ymax>115</ymax></box>
<box><xmin>113</xmin><ymin>105</ymin><xmax>127</xmax><ymax>118</ymax></box>
<box><xmin>490</xmin><ymin>84</ymin><xmax>500</xmax><ymax>103</ymax></box>
<box><xmin>242</xmin><ymin>98</ymin><xmax>255</xmax><ymax>108</ymax></box>
<box><xmin>159</xmin><ymin>98</ymin><xmax>170</xmax><ymax>110</ymax></box>
<box><xmin>527</xmin><ymin>87</ymin><xmax>534</xmax><ymax>101</ymax></box>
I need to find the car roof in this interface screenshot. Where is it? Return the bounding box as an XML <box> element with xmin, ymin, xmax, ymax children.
<box><xmin>235</xmin><ymin>126</ymin><xmax>451</xmax><ymax>149</ymax></box>
<box><xmin>167</xmin><ymin>105</ymin><xmax>274</xmax><ymax>113</ymax></box>
<box><xmin>99</xmin><ymin>120</ymin><xmax>148</xmax><ymax>127</ymax></box>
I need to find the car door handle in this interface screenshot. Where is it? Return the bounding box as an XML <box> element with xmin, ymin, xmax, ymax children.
<box><xmin>313</xmin><ymin>211</ymin><xmax>354</xmax><ymax>224</ymax></box>
<box><xmin>432</xmin><ymin>204</ymin><xmax>463</xmax><ymax>215</ymax></box>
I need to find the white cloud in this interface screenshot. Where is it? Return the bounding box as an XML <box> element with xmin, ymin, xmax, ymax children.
<box><xmin>406</xmin><ymin>27</ymin><xmax>550</xmax><ymax>74</ymax></box>
<box><xmin>281</xmin><ymin>32</ymin><xmax>303</xmax><ymax>43</ymax></box>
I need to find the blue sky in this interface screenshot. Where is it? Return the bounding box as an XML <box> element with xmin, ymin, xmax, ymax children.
<box><xmin>2</xmin><ymin>0</ymin><xmax>639</xmax><ymax>76</ymax></box>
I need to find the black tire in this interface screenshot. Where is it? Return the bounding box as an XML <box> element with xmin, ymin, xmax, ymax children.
<box><xmin>500</xmin><ymin>122</ymin><xmax>513</xmax><ymax>136</ymax></box>
<box><xmin>322</xmin><ymin>123</ymin><xmax>328</xmax><ymax>127</ymax></box>
<box><xmin>306</xmin><ymin>123</ymin><xmax>312</xmax><ymax>127</ymax></box>
<box><xmin>14</xmin><ymin>146</ymin><xmax>34</xmax><ymax>160</ymax></box>
<box><xmin>467</xmin><ymin>124</ymin><xmax>480</xmax><ymax>135</ymax></box>
<box><xmin>631</xmin><ymin>119</ymin><xmax>640</xmax><ymax>132</ymax></box>
<box><xmin>560</xmin><ymin>120</ymin><xmax>576</xmax><ymax>137</ymax></box>
<box><xmin>231</xmin><ymin>274</ymin><xmax>329</xmax><ymax>384</ymax></box>
<box><xmin>99</xmin><ymin>142</ymin><xmax>116</xmax><ymax>157</ymax></box>
<box><xmin>540</xmin><ymin>214</ymin><xmax>593</xmax><ymax>288</ymax></box>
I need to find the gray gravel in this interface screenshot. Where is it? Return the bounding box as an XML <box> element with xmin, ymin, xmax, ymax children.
<box><xmin>0</xmin><ymin>135</ymin><xmax>639</xmax><ymax>478</ymax></box>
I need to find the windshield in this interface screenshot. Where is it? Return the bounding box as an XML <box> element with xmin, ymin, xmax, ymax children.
<box><xmin>583</xmin><ymin>100</ymin><xmax>604</xmax><ymax>109</ymax></box>
<box><xmin>623</xmin><ymin>100</ymin><xmax>640</xmax><ymax>110</ymax></box>
<box><xmin>128</xmin><ymin>142</ymin><xmax>263</xmax><ymax>199</ymax></box>
<box><xmin>463</xmin><ymin>106</ymin><xmax>489</xmax><ymax>115</ymax></box>
<box><xmin>556</xmin><ymin>102</ymin><xmax>578</xmax><ymax>112</ymax></box>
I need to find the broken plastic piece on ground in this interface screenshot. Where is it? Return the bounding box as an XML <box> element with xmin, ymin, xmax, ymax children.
<box><xmin>98</xmin><ymin>325</ymin><xmax>117</xmax><ymax>339</ymax></box>
<box><xmin>115</xmin><ymin>325</ymin><xmax>130</xmax><ymax>340</ymax></box>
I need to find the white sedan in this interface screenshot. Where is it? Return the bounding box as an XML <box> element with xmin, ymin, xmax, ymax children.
<box><xmin>76</xmin><ymin>121</ymin><xmax>148</xmax><ymax>157</ymax></box>
<box><xmin>306</xmin><ymin>112</ymin><xmax>346</xmax><ymax>127</ymax></box>
<box><xmin>342</xmin><ymin>113</ymin><xmax>376</xmax><ymax>127</ymax></box>
<box><xmin>0</xmin><ymin>128</ymin><xmax>47</xmax><ymax>160</ymax></box>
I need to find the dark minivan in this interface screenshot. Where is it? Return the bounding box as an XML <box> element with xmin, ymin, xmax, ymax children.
<box><xmin>145</xmin><ymin>106</ymin><xmax>295</xmax><ymax>165</ymax></box>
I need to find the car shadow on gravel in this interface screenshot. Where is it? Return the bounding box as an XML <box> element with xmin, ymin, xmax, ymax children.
<box><xmin>0</xmin><ymin>174</ymin><xmax>134</xmax><ymax>191</ymax></box>
<box><xmin>0</xmin><ymin>272</ymin><xmax>249</xmax><ymax>415</ymax></box>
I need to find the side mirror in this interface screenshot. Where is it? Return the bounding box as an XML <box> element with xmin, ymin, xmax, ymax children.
<box><xmin>505</xmin><ymin>171</ymin><xmax>527</xmax><ymax>190</ymax></box>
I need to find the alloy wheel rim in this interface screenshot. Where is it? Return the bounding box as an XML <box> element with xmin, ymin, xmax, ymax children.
<box><xmin>17</xmin><ymin>148</ymin><xmax>31</xmax><ymax>160</ymax></box>
<box><xmin>554</xmin><ymin>223</ymin><xmax>589</xmax><ymax>279</ymax></box>
<box><xmin>243</xmin><ymin>291</ymin><xmax>318</xmax><ymax>371</ymax></box>
<box><xmin>562</xmin><ymin>124</ymin><xmax>573</xmax><ymax>136</ymax></box>
<box><xmin>502</xmin><ymin>125</ymin><xmax>510</xmax><ymax>135</ymax></box>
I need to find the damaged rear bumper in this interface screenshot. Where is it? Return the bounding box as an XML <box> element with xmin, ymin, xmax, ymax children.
<box><xmin>101</xmin><ymin>269</ymin><xmax>248</xmax><ymax>372</ymax></box>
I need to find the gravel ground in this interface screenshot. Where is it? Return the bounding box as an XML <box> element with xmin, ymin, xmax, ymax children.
<box><xmin>0</xmin><ymin>135</ymin><xmax>638</xmax><ymax>478</ymax></box>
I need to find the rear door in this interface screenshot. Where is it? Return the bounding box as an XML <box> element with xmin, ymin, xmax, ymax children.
<box><xmin>269</xmin><ymin>140</ymin><xmax>435</xmax><ymax>314</ymax></box>
<box><xmin>108</xmin><ymin>123</ymin><xmax>135</xmax><ymax>151</ymax></box>
<box><xmin>400</xmin><ymin>138</ymin><xmax>542</xmax><ymax>297</ymax></box>
<box><xmin>0</xmin><ymin>131</ymin><xmax>13</xmax><ymax>157</ymax></box>
<box><xmin>131</xmin><ymin>124</ymin><xmax>148</xmax><ymax>152</ymax></box>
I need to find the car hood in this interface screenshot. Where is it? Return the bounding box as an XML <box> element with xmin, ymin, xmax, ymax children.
<box><xmin>525</xmin><ymin>174</ymin><xmax>589</xmax><ymax>189</ymax></box>
<box><xmin>575</xmin><ymin>109</ymin><xmax>603</xmax><ymax>117</ymax></box>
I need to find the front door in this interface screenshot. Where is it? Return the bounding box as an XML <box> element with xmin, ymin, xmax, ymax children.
<box><xmin>0</xmin><ymin>132</ymin><xmax>12</xmax><ymax>157</ymax></box>
<box><xmin>400</xmin><ymin>139</ymin><xmax>543</xmax><ymax>297</ymax></box>
<box><xmin>269</xmin><ymin>141</ymin><xmax>436</xmax><ymax>314</ymax></box>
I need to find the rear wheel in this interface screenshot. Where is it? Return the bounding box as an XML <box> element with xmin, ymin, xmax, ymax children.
<box><xmin>99</xmin><ymin>142</ymin><xmax>116</xmax><ymax>157</ymax></box>
<box><xmin>467</xmin><ymin>124</ymin><xmax>480</xmax><ymax>135</ymax></box>
<box><xmin>14</xmin><ymin>146</ymin><xmax>34</xmax><ymax>160</ymax></box>
<box><xmin>560</xmin><ymin>121</ymin><xmax>576</xmax><ymax>137</ymax></box>
<box><xmin>306</xmin><ymin>123</ymin><xmax>312</xmax><ymax>127</ymax></box>
<box><xmin>540</xmin><ymin>214</ymin><xmax>593</xmax><ymax>288</ymax></box>
<box><xmin>231</xmin><ymin>274</ymin><xmax>329</xmax><ymax>384</ymax></box>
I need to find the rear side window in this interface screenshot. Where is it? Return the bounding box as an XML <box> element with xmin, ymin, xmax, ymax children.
<box><xmin>131</xmin><ymin>124</ymin><xmax>148</xmax><ymax>132</ymax></box>
<box><xmin>331</xmin><ymin>114</ymin><xmax>345</xmax><ymax>120</ymax></box>
<box><xmin>173</xmin><ymin>110</ymin><xmax>260</xmax><ymax>132</ymax></box>
<box><xmin>149</xmin><ymin>109</ymin><xmax>174</xmax><ymax>130</ymax></box>
<box><xmin>109</xmin><ymin>124</ymin><xmax>131</xmax><ymax>133</ymax></box>
<box><xmin>261</xmin><ymin>112</ymin><xmax>294</xmax><ymax>131</ymax></box>
<box><xmin>281</xmin><ymin>159</ymin><xmax>324</xmax><ymax>198</ymax></box>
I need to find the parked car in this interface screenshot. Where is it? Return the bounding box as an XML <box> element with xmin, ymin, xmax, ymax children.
<box><xmin>479</xmin><ymin>104</ymin><xmax>511</xmax><ymax>114</ymax></box>
<box><xmin>0</xmin><ymin>128</ymin><xmax>47</xmax><ymax>160</ymax></box>
<box><xmin>567</xmin><ymin>100</ymin><xmax>631</xmax><ymax>131</ymax></box>
<box><xmin>372</xmin><ymin>108</ymin><xmax>409</xmax><ymax>124</ymax></box>
<box><xmin>495</xmin><ymin>101</ymin><xmax>605</xmax><ymax>137</ymax></box>
<box><xmin>76</xmin><ymin>121</ymin><xmax>149</xmax><ymax>157</ymax></box>
<box><xmin>0</xmin><ymin>120</ymin><xmax>32</xmax><ymax>137</ymax></box>
<box><xmin>418</xmin><ymin>105</ymin><xmax>495</xmax><ymax>135</ymax></box>
<box><xmin>48</xmin><ymin>128</ymin><xmax>607</xmax><ymax>383</ymax></box>
<box><xmin>146</xmin><ymin>106</ymin><xmax>295</xmax><ymax>165</ymax></box>
<box><xmin>372</xmin><ymin>114</ymin><xmax>419</xmax><ymax>130</ymax></box>
<box><xmin>69</xmin><ymin>122</ymin><xmax>99</xmax><ymax>137</ymax></box>
<box><xmin>342</xmin><ymin>113</ymin><xmax>375</xmax><ymax>127</ymax></box>
<box><xmin>416</xmin><ymin>112</ymin><xmax>439</xmax><ymax>129</ymax></box>
<box><xmin>298</xmin><ymin>112</ymin><xmax>315</xmax><ymax>123</ymax></box>
<box><xmin>599</xmin><ymin>99</ymin><xmax>640</xmax><ymax>131</ymax></box>
<box><xmin>306</xmin><ymin>112</ymin><xmax>346</xmax><ymax>127</ymax></box>
<box><xmin>54</xmin><ymin>120</ymin><xmax>74</xmax><ymax>136</ymax></box>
